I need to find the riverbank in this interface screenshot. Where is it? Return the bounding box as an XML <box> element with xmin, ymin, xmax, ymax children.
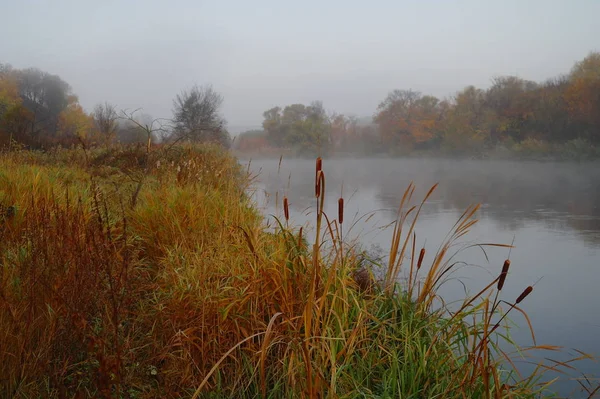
<box><xmin>0</xmin><ymin>145</ymin><xmax>591</xmax><ymax>397</ymax></box>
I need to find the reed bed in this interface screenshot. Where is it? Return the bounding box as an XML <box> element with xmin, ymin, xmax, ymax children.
<box><xmin>0</xmin><ymin>144</ymin><xmax>596</xmax><ymax>398</ymax></box>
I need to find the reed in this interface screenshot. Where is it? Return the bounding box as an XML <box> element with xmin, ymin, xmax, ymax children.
<box><xmin>0</xmin><ymin>146</ymin><xmax>595</xmax><ymax>398</ymax></box>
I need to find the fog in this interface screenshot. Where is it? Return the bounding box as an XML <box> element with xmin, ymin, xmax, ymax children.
<box><xmin>2</xmin><ymin>0</ymin><xmax>599</xmax><ymax>131</ymax></box>
<box><xmin>3</xmin><ymin>2</ymin><xmax>600</xmax><ymax>396</ymax></box>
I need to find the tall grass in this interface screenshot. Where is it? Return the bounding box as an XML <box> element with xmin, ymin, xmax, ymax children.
<box><xmin>0</xmin><ymin>144</ymin><xmax>596</xmax><ymax>398</ymax></box>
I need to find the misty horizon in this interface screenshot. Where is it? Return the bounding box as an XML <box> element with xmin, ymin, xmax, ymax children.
<box><xmin>2</xmin><ymin>0</ymin><xmax>599</xmax><ymax>131</ymax></box>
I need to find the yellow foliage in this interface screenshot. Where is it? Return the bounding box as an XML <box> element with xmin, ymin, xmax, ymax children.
<box><xmin>0</xmin><ymin>75</ymin><xmax>21</xmax><ymax>113</ymax></box>
<box><xmin>58</xmin><ymin>103</ymin><xmax>93</xmax><ymax>139</ymax></box>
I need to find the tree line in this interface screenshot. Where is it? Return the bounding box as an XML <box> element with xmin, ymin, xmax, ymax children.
<box><xmin>236</xmin><ymin>52</ymin><xmax>600</xmax><ymax>157</ymax></box>
<box><xmin>0</xmin><ymin>64</ymin><xmax>230</xmax><ymax>150</ymax></box>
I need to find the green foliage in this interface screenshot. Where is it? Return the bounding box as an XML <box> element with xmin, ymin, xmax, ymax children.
<box><xmin>262</xmin><ymin>102</ymin><xmax>331</xmax><ymax>156</ymax></box>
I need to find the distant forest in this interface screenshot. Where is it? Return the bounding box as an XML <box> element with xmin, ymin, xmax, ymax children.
<box><xmin>2</xmin><ymin>53</ymin><xmax>600</xmax><ymax>159</ymax></box>
<box><xmin>236</xmin><ymin>52</ymin><xmax>600</xmax><ymax>159</ymax></box>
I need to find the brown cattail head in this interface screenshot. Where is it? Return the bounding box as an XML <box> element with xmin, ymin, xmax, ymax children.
<box><xmin>515</xmin><ymin>286</ymin><xmax>533</xmax><ymax>304</ymax></box>
<box><xmin>315</xmin><ymin>172</ymin><xmax>321</xmax><ymax>198</ymax></box>
<box><xmin>283</xmin><ymin>196</ymin><xmax>289</xmax><ymax>221</ymax></box>
<box><xmin>417</xmin><ymin>248</ymin><xmax>426</xmax><ymax>269</ymax></box>
<box><xmin>315</xmin><ymin>171</ymin><xmax>326</xmax><ymax>199</ymax></box>
<box><xmin>315</xmin><ymin>158</ymin><xmax>323</xmax><ymax>197</ymax></box>
<box><xmin>338</xmin><ymin>197</ymin><xmax>344</xmax><ymax>224</ymax></box>
<box><xmin>497</xmin><ymin>259</ymin><xmax>511</xmax><ymax>290</ymax></box>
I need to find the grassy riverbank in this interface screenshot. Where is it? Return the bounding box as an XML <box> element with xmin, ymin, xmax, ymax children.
<box><xmin>0</xmin><ymin>144</ymin><xmax>593</xmax><ymax>398</ymax></box>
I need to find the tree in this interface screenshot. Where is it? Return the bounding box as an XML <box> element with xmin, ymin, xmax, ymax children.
<box><xmin>1</xmin><ymin>104</ymin><xmax>33</xmax><ymax>148</ymax></box>
<box><xmin>57</xmin><ymin>101</ymin><xmax>93</xmax><ymax>145</ymax></box>
<box><xmin>172</xmin><ymin>84</ymin><xmax>230</xmax><ymax>147</ymax></box>
<box><xmin>442</xmin><ymin>86</ymin><xmax>491</xmax><ymax>152</ymax></box>
<box><xmin>375</xmin><ymin>89</ymin><xmax>442</xmax><ymax>150</ymax></box>
<box><xmin>485</xmin><ymin>76</ymin><xmax>538</xmax><ymax>141</ymax></box>
<box><xmin>262</xmin><ymin>107</ymin><xmax>283</xmax><ymax>147</ymax></box>
<box><xmin>564</xmin><ymin>52</ymin><xmax>600</xmax><ymax>143</ymax></box>
<box><xmin>92</xmin><ymin>102</ymin><xmax>118</xmax><ymax>145</ymax></box>
<box><xmin>0</xmin><ymin>66</ymin><xmax>23</xmax><ymax>147</ymax></box>
<box><xmin>17</xmin><ymin>68</ymin><xmax>73</xmax><ymax>138</ymax></box>
<box><xmin>0</xmin><ymin>65</ymin><xmax>20</xmax><ymax>116</ymax></box>
<box><xmin>261</xmin><ymin>102</ymin><xmax>331</xmax><ymax>155</ymax></box>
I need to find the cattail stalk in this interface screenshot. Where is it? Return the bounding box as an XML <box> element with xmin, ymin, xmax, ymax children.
<box><xmin>497</xmin><ymin>259</ymin><xmax>510</xmax><ymax>290</ymax></box>
<box><xmin>338</xmin><ymin>197</ymin><xmax>344</xmax><ymax>224</ymax></box>
<box><xmin>315</xmin><ymin>158</ymin><xmax>322</xmax><ymax>198</ymax></box>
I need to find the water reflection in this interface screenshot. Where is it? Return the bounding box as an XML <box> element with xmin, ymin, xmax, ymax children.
<box><xmin>247</xmin><ymin>157</ymin><xmax>600</xmax><ymax>247</ymax></box>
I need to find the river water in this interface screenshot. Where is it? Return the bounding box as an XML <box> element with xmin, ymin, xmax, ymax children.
<box><xmin>242</xmin><ymin>156</ymin><xmax>600</xmax><ymax>397</ymax></box>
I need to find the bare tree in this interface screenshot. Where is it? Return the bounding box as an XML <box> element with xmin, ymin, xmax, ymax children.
<box><xmin>93</xmin><ymin>102</ymin><xmax>118</xmax><ymax>145</ymax></box>
<box><xmin>172</xmin><ymin>84</ymin><xmax>230</xmax><ymax>147</ymax></box>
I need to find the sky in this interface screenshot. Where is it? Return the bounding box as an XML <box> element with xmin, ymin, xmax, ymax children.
<box><xmin>1</xmin><ymin>0</ymin><xmax>599</xmax><ymax>132</ymax></box>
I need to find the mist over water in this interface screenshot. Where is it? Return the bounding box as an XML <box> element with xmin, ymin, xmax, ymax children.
<box><xmin>244</xmin><ymin>156</ymin><xmax>600</xmax><ymax>397</ymax></box>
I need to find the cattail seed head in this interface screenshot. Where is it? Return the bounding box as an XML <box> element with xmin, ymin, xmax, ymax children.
<box><xmin>338</xmin><ymin>198</ymin><xmax>344</xmax><ymax>224</ymax></box>
<box><xmin>497</xmin><ymin>259</ymin><xmax>511</xmax><ymax>290</ymax></box>
<box><xmin>516</xmin><ymin>286</ymin><xmax>533</xmax><ymax>304</ymax></box>
<box><xmin>315</xmin><ymin>158</ymin><xmax>323</xmax><ymax>197</ymax></box>
<box><xmin>417</xmin><ymin>248</ymin><xmax>426</xmax><ymax>269</ymax></box>
<box><xmin>315</xmin><ymin>171</ymin><xmax>324</xmax><ymax>198</ymax></box>
<box><xmin>283</xmin><ymin>196</ymin><xmax>289</xmax><ymax>221</ymax></box>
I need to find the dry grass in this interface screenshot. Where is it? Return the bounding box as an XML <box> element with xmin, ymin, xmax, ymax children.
<box><xmin>0</xmin><ymin>144</ymin><xmax>596</xmax><ymax>398</ymax></box>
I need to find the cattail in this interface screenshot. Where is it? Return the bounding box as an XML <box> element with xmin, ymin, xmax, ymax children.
<box><xmin>515</xmin><ymin>286</ymin><xmax>533</xmax><ymax>304</ymax></box>
<box><xmin>417</xmin><ymin>248</ymin><xmax>425</xmax><ymax>269</ymax></box>
<box><xmin>497</xmin><ymin>259</ymin><xmax>511</xmax><ymax>290</ymax></box>
<box><xmin>338</xmin><ymin>197</ymin><xmax>344</xmax><ymax>224</ymax></box>
<box><xmin>315</xmin><ymin>158</ymin><xmax>323</xmax><ymax>197</ymax></box>
<box><xmin>283</xmin><ymin>196</ymin><xmax>289</xmax><ymax>221</ymax></box>
<box><xmin>298</xmin><ymin>226</ymin><xmax>303</xmax><ymax>248</ymax></box>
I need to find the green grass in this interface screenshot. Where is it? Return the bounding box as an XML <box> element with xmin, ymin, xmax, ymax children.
<box><xmin>0</xmin><ymin>144</ymin><xmax>595</xmax><ymax>398</ymax></box>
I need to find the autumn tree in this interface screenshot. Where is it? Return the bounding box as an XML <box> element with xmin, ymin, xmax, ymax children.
<box><xmin>375</xmin><ymin>90</ymin><xmax>443</xmax><ymax>150</ymax></box>
<box><xmin>57</xmin><ymin>100</ymin><xmax>94</xmax><ymax>146</ymax></box>
<box><xmin>17</xmin><ymin>68</ymin><xmax>73</xmax><ymax>141</ymax></box>
<box><xmin>0</xmin><ymin>64</ymin><xmax>24</xmax><ymax>147</ymax></box>
<box><xmin>527</xmin><ymin>76</ymin><xmax>570</xmax><ymax>142</ymax></box>
<box><xmin>565</xmin><ymin>52</ymin><xmax>600</xmax><ymax>143</ymax></box>
<box><xmin>484</xmin><ymin>76</ymin><xmax>538</xmax><ymax>142</ymax></box>
<box><xmin>172</xmin><ymin>84</ymin><xmax>230</xmax><ymax>147</ymax></box>
<box><xmin>440</xmin><ymin>86</ymin><xmax>493</xmax><ymax>152</ymax></box>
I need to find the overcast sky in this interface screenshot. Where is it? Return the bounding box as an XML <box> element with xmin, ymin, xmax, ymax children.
<box><xmin>2</xmin><ymin>0</ymin><xmax>599</xmax><ymax>131</ymax></box>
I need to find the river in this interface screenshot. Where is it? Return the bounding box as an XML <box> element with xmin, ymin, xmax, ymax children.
<box><xmin>242</xmin><ymin>156</ymin><xmax>600</xmax><ymax>398</ymax></box>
